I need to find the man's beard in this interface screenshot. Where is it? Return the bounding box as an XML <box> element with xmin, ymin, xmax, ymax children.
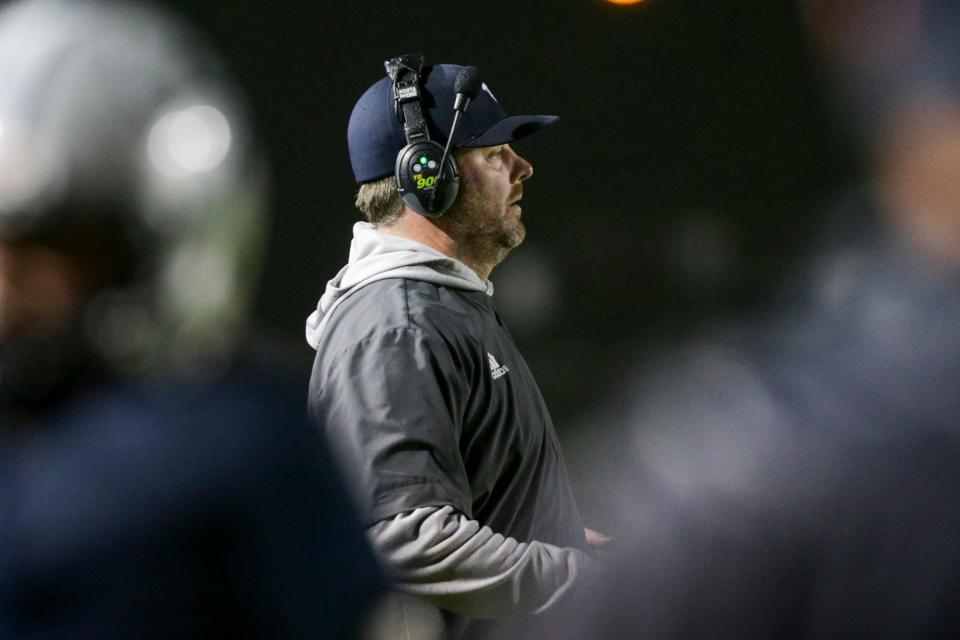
<box><xmin>443</xmin><ymin>186</ymin><xmax>525</xmax><ymax>268</ymax></box>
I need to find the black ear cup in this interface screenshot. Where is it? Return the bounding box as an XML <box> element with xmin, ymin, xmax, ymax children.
<box><xmin>395</xmin><ymin>140</ymin><xmax>459</xmax><ymax>218</ymax></box>
<box><xmin>386</xmin><ymin>53</ymin><xmax>469</xmax><ymax>218</ymax></box>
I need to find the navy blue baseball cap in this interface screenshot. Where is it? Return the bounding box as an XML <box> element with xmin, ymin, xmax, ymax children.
<box><xmin>348</xmin><ymin>63</ymin><xmax>559</xmax><ymax>183</ymax></box>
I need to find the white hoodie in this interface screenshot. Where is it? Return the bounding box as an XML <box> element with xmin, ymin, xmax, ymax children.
<box><xmin>306</xmin><ymin>221</ymin><xmax>491</xmax><ymax>350</ymax></box>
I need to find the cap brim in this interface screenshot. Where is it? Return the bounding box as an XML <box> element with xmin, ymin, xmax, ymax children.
<box><xmin>461</xmin><ymin>114</ymin><xmax>559</xmax><ymax>148</ymax></box>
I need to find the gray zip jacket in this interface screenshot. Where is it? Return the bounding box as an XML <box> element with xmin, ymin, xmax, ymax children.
<box><xmin>306</xmin><ymin>223</ymin><xmax>593</xmax><ymax>636</ymax></box>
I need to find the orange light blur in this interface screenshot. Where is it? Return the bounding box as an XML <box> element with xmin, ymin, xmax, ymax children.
<box><xmin>606</xmin><ymin>0</ymin><xmax>645</xmax><ymax>4</ymax></box>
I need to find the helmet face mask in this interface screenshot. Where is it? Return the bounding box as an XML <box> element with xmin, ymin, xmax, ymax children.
<box><xmin>0</xmin><ymin>0</ymin><xmax>268</xmax><ymax>380</ymax></box>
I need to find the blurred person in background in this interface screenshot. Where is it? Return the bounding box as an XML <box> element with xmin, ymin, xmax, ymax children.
<box><xmin>0</xmin><ymin>0</ymin><xmax>382</xmax><ymax>637</ymax></box>
<box><xmin>525</xmin><ymin>0</ymin><xmax>960</xmax><ymax>638</ymax></box>
<box><xmin>306</xmin><ymin>55</ymin><xmax>605</xmax><ymax>640</ymax></box>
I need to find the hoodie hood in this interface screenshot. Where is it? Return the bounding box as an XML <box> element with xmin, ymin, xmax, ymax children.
<box><xmin>306</xmin><ymin>222</ymin><xmax>492</xmax><ymax>349</ymax></box>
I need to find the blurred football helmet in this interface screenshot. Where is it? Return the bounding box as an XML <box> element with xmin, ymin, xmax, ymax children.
<box><xmin>0</xmin><ymin>0</ymin><xmax>267</xmax><ymax>380</ymax></box>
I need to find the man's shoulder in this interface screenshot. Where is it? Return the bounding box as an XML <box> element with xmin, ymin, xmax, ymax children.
<box><xmin>324</xmin><ymin>277</ymin><xmax>486</xmax><ymax>345</ymax></box>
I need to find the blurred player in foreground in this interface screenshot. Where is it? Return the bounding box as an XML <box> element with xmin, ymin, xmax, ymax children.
<box><xmin>0</xmin><ymin>0</ymin><xmax>382</xmax><ymax>636</ymax></box>
<box><xmin>529</xmin><ymin>0</ymin><xmax>960</xmax><ymax>638</ymax></box>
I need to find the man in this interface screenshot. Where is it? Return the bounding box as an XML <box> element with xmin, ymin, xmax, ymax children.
<box><xmin>0</xmin><ymin>1</ymin><xmax>383</xmax><ymax>637</ymax></box>
<box><xmin>528</xmin><ymin>1</ymin><xmax>960</xmax><ymax>638</ymax></box>
<box><xmin>307</xmin><ymin>56</ymin><xmax>602</xmax><ymax>639</ymax></box>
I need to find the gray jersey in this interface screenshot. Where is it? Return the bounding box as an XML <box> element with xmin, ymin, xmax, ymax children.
<box><xmin>309</xmin><ymin>275</ymin><xmax>587</xmax><ymax>553</ymax></box>
<box><xmin>306</xmin><ymin>224</ymin><xmax>593</xmax><ymax>638</ymax></box>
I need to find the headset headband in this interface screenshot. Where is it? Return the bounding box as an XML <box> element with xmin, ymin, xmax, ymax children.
<box><xmin>385</xmin><ymin>53</ymin><xmax>431</xmax><ymax>145</ymax></box>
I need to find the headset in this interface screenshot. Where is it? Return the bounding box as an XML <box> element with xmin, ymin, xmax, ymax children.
<box><xmin>385</xmin><ymin>53</ymin><xmax>478</xmax><ymax>218</ymax></box>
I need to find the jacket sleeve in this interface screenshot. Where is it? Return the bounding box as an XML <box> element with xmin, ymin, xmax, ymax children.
<box><xmin>310</xmin><ymin>326</ymin><xmax>474</xmax><ymax>523</ymax></box>
<box><xmin>368</xmin><ymin>506</ymin><xmax>596</xmax><ymax>619</ymax></box>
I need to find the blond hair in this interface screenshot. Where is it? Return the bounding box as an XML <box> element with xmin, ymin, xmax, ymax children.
<box><xmin>355</xmin><ymin>175</ymin><xmax>403</xmax><ymax>225</ymax></box>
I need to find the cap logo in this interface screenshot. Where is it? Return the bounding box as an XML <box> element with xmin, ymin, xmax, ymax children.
<box><xmin>481</xmin><ymin>82</ymin><xmax>498</xmax><ymax>104</ymax></box>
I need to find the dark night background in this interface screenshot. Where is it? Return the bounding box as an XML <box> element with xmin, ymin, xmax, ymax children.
<box><xmin>161</xmin><ymin>0</ymin><xmax>854</xmax><ymax>514</ymax></box>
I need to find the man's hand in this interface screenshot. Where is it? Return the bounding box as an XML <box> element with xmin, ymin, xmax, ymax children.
<box><xmin>585</xmin><ymin>527</ymin><xmax>612</xmax><ymax>554</ymax></box>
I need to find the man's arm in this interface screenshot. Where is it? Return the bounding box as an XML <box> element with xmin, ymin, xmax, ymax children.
<box><xmin>368</xmin><ymin>506</ymin><xmax>595</xmax><ymax>619</ymax></box>
<box><xmin>311</xmin><ymin>326</ymin><xmax>593</xmax><ymax>618</ymax></box>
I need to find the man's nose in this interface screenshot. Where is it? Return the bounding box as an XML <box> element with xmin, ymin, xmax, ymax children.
<box><xmin>506</xmin><ymin>145</ymin><xmax>533</xmax><ymax>182</ymax></box>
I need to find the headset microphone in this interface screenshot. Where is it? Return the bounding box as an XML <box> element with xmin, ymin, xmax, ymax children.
<box><xmin>429</xmin><ymin>66</ymin><xmax>480</xmax><ymax>212</ymax></box>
